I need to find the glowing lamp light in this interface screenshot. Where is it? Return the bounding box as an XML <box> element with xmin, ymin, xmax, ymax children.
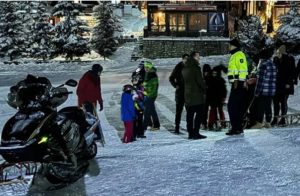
<box><xmin>266</xmin><ymin>0</ymin><xmax>276</xmax><ymax>19</ymax></box>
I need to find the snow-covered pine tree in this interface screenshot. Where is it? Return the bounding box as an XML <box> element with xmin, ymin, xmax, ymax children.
<box><xmin>30</xmin><ymin>1</ymin><xmax>53</xmax><ymax>60</ymax></box>
<box><xmin>17</xmin><ymin>1</ymin><xmax>34</xmax><ymax>57</ymax></box>
<box><xmin>235</xmin><ymin>15</ymin><xmax>270</xmax><ymax>59</ymax></box>
<box><xmin>0</xmin><ymin>2</ymin><xmax>28</xmax><ymax>61</ymax></box>
<box><xmin>275</xmin><ymin>2</ymin><xmax>300</xmax><ymax>52</ymax></box>
<box><xmin>51</xmin><ymin>1</ymin><xmax>90</xmax><ymax>60</ymax></box>
<box><xmin>90</xmin><ymin>2</ymin><xmax>122</xmax><ymax>59</ymax></box>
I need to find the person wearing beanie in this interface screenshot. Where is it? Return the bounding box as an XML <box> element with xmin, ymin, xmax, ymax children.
<box><xmin>77</xmin><ymin>64</ymin><xmax>104</xmax><ymax>141</ymax></box>
<box><xmin>229</xmin><ymin>38</ymin><xmax>241</xmax><ymax>48</ymax></box>
<box><xmin>226</xmin><ymin>38</ymin><xmax>248</xmax><ymax>135</ymax></box>
<box><xmin>77</xmin><ymin>64</ymin><xmax>103</xmax><ymax>110</ymax></box>
<box><xmin>169</xmin><ymin>53</ymin><xmax>189</xmax><ymax>134</ymax></box>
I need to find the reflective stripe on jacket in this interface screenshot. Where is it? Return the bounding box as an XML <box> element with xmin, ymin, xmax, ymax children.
<box><xmin>228</xmin><ymin>51</ymin><xmax>248</xmax><ymax>83</ymax></box>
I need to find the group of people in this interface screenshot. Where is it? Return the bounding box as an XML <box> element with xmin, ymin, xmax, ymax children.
<box><xmin>169</xmin><ymin>51</ymin><xmax>227</xmax><ymax>139</ymax></box>
<box><xmin>120</xmin><ymin>61</ymin><xmax>160</xmax><ymax>143</ymax></box>
<box><xmin>246</xmin><ymin>44</ymin><xmax>299</xmax><ymax>129</ymax></box>
<box><xmin>76</xmin><ymin>62</ymin><xmax>161</xmax><ymax>144</ymax></box>
<box><xmin>169</xmin><ymin>38</ymin><xmax>300</xmax><ymax>138</ymax></box>
<box><xmin>76</xmin><ymin>38</ymin><xmax>300</xmax><ymax>142</ymax></box>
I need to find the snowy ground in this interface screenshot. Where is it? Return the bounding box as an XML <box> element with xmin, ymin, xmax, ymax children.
<box><xmin>1</xmin><ymin>42</ymin><xmax>300</xmax><ymax>196</ymax></box>
<box><xmin>2</xmin><ymin>7</ymin><xmax>300</xmax><ymax>196</ymax></box>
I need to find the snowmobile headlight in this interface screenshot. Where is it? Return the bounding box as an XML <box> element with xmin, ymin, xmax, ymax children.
<box><xmin>38</xmin><ymin>136</ymin><xmax>48</xmax><ymax>144</ymax></box>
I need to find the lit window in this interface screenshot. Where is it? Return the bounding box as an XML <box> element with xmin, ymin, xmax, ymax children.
<box><xmin>189</xmin><ymin>13</ymin><xmax>207</xmax><ymax>31</ymax></box>
<box><xmin>169</xmin><ymin>14</ymin><xmax>186</xmax><ymax>32</ymax></box>
<box><xmin>151</xmin><ymin>12</ymin><xmax>166</xmax><ymax>32</ymax></box>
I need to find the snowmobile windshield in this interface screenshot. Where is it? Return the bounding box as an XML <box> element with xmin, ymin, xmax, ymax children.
<box><xmin>7</xmin><ymin>75</ymin><xmax>52</xmax><ymax>109</ymax></box>
<box><xmin>50</xmin><ymin>87</ymin><xmax>68</xmax><ymax>108</ymax></box>
<box><xmin>7</xmin><ymin>84</ymin><xmax>50</xmax><ymax>109</ymax></box>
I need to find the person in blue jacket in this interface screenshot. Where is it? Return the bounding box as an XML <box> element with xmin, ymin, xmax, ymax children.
<box><xmin>121</xmin><ymin>84</ymin><xmax>136</xmax><ymax>143</ymax></box>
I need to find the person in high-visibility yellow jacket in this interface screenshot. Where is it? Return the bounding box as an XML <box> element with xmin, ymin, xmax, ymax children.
<box><xmin>228</xmin><ymin>50</ymin><xmax>248</xmax><ymax>84</ymax></box>
<box><xmin>226</xmin><ymin>38</ymin><xmax>248</xmax><ymax>136</ymax></box>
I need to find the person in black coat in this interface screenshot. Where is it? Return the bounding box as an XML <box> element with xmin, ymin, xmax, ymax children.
<box><xmin>202</xmin><ymin>64</ymin><xmax>212</xmax><ymax>129</ymax></box>
<box><xmin>271</xmin><ymin>45</ymin><xmax>296</xmax><ymax>126</ymax></box>
<box><xmin>169</xmin><ymin>53</ymin><xmax>189</xmax><ymax>134</ymax></box>
<box><xmin>207</xmin><ymin>66</ymin><xmax>227</xmax><ymax>130</ymax></box>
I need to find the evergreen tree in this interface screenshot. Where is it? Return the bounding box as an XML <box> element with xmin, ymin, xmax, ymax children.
<box><xmin>0</xmin><ymin>2</ymin><xmax>28</xmax><ymax>60</ymax></box>
<box><xmin>18</xmin><ymin>1</ymin><xmax>34</xmax><ymax>57</ymax></box>
<box><xmin>90</xmin><ymin>2</ymin><xmax>122</xmax><ymax>59</ymax></box>
<box><xmin>235</xmin><ymin>15</ymin><xmax>271</xmax><ymax>59</ymax></box>
<box><xmin>51</xmin><ymin>1</ymin><xmax>90</xmax><ymax>60</ymax></box>
<box><xmin>275</xmin><ymin>2</ymin><xmax>300</xmax><ymax>52</ymax></box>
<box><xmin>30</xmin><ymin>1</ymin><xmax>53</xmax><ymax>60</ymax></box>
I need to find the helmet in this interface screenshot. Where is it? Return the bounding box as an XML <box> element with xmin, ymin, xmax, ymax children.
<box><xmin>144</xmin><ymin>61</ymin><xmax>153</xmax><ymax>69</ymax></box>
<box><xmin>123</xmin><ymin>84</ymin><xmax>133</xmax><ymax>92</ymax></box>
<box><xmin>131</xmin><ymin>72</ymin><xmax>143</xmax><ymax>85</ymax></box>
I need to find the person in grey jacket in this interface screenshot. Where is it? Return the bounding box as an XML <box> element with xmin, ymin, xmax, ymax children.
<box><xmin>182</xmin><ymin>51</ymin><xmax>207</xmax><ymax>140</ymax></box>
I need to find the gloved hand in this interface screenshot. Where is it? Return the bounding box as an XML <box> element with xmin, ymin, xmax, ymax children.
<box><xmin>233</xmin><ymin>80</ymin><xmax>238</xmax><ymax>89</ymax></box>
<box><xmin>99</xmin><ymin>101</ymin><xmax>103</xmax><ymax>111</ymax></box>
<box><xmin>247</xmin><ymin>78</ymin><xmax>257</xmax><ymax>85</ymax></box>
<box><xmin>243</xmin><ymin>81</ymin><xmax>248</xmax><ymax>90</ymax></box>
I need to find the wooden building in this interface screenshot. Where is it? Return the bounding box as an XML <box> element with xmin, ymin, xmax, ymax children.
<box><xmin>144</xmin><ymin>1</ymin><xmax>229</xmax><ymax>37</ymax></box>
<box><xmin>144</xmin><ymin>1</ymin><xmax>300</xmax><ymax>38</ymax></box>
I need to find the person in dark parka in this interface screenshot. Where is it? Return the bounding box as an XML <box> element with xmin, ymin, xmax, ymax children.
<box><xmin>271</xmin><ymin>45</ymin><xmax>296</xmax><ymax>126</ymax></box>
<box><xmin>207</xmin><ymin>66</ymin><xmax>227</xmax><ymax>130</ymax></box>
<box><xmin>202</xmin><ymin>64</ymin><xmax>212</xmax><ymax>129</ymax></box>
<box><xmin>169</xmin><ymin>53</ymin><xmax>189</xmax><ymax>134</ymax></box>
<box><xmin>182</xmin><ymin>51</ymin><xmax>207</xmax><ymax>140</ymax></box>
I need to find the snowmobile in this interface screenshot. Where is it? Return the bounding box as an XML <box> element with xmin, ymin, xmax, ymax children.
<box><xmin>0</xmin><ymin>75</ymin><xmax>102</xmax><ymax>186</ymax></box>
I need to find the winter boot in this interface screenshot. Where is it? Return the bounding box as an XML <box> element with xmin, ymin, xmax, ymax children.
<box><xmin>174</xmin><ymin>124</ymin><xmax>180</xmax><ymax>134</ymax></box>
<box><xmin>264</xmin><ymin>122</ymin><xmax>272</xmax><ymax>128</ymax></box>
<box><xmin>278</xmin><ymin>117</ymin><xmax>286</xmax><ymax>126</ymax></box>
<box><xmin>250</xmin><ymin>122</ymin><xmax>264</xmax><ymax>129</ymax></box>
<box><xmin>193</xmin><ymin>133</ymin><xmax>207</xmax><ymax>139</ymax></box>
<box><xmin>271</xmin><ymin>117</ymin><xmax>278</xmax><ymax>126</ymax></box>
<box><xmin>220</xmin><ymin>121</ymin><xmax>227</xmax><ymax>129</ymax></box>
